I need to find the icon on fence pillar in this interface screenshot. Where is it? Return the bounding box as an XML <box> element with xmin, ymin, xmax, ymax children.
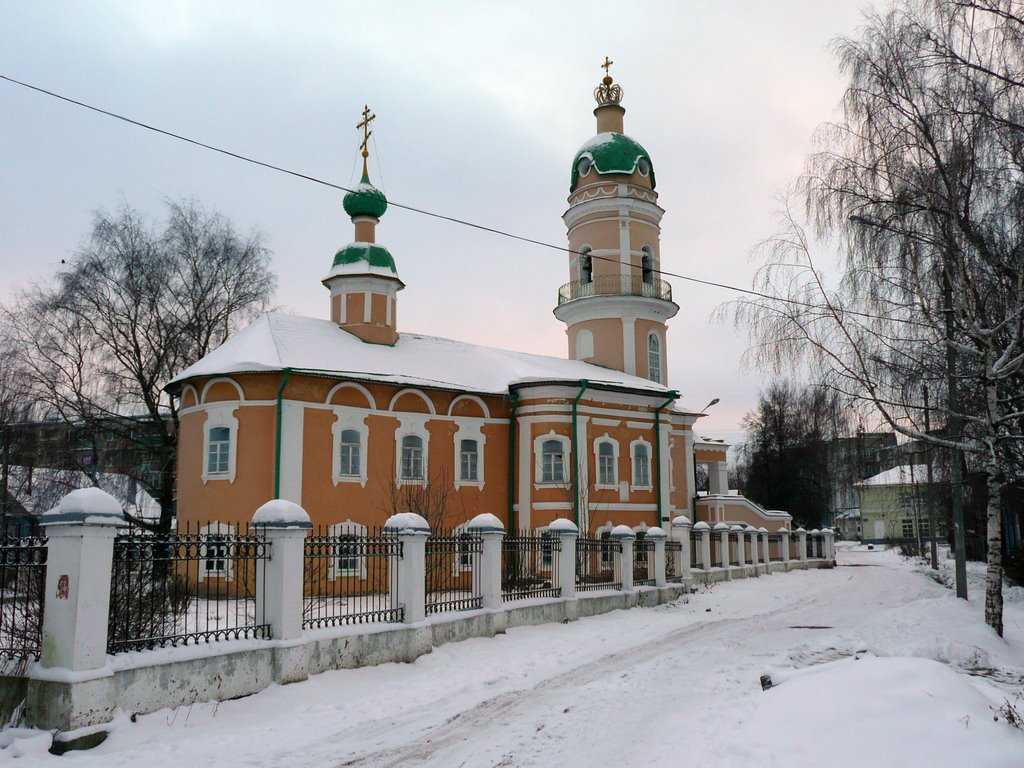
<box><xmin>56</xmin><ymin>574</ymin><xmax>69</xmax><ymax>600</ymax></box>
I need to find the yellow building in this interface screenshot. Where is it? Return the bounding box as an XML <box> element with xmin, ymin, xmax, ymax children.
<box><xmin>167</xmin><ymin>64</ymin><xmax>791</xmax><ymax>536</ymax></box>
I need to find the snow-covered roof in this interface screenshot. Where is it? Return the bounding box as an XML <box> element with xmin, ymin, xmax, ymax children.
<box><xmin>168</xmin><ymin>312</ymin><xmax>684</xmax><ymax>400</ymax></box>
<box><xmin>856</xmin><ymin>464</ymin><xmax>940</xmax><ymax>487</ymax></box>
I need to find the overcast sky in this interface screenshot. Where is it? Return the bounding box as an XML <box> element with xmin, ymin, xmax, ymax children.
<box><xmin>0</xmin><ymin>1</ymin><xmax>867</xmax><ymax>442</ymax></box>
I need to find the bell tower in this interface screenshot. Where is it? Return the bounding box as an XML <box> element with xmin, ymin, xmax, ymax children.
<box><xmin>553</xmin><ymin>59</ymin><xmax>678</xmax><ymax>383</ymax></box>
<box><xmin>323</xmin><ymin>105</ymin><xmax>404</xmax><ymax>345</ymax></box>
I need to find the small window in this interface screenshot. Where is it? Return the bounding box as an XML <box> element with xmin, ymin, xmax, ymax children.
<box><xmin>541</xmin><ymin>439</ymin><xmax>565</xmax><ymax>484</ymax></box>
<box><xmin>401</xmin><ymin>435</ymin><xmax>424</xmax><ymax>480</ymax></box>
<box><xmin>633</xmin><ymin>443</ymin><xmax>650</xmax><ymax>486</ymax></box>
<box><xmin>647</xmin><ymin>334</ymin><xmax>662</xmax><ymax>384</ymax></box>
<box><xmin>901</xmin><ymin>518</ymin><xmax>915</xmax><ymax>539</ymax></box>
<box><xmin>577</xmin><ymin>156</ymin><xmax>592</xmax><ymax>177</ymax></box>
<box><xmin>336</xmin><ymin>534</ymin><xmax>360</xmax><ymax>574</ymax></box>
<box><xmin>339</xmin><ymin>429</ymin><xmax>361</xmax><ymax>477</ymax></box>
<box><xmin>641</xmin><ymin>246</ymin><xmax>654</xmax><ymax>285</ymax></box>
<box><xmin>204</xmin><ymin>535</ymin><xmax>228</xmax><ymax>575</ymax></box>
<box><xmin>459</xmin><ymin>439</ymin><xmax>479</xmax><ymax>482</ymax></box>
<box><xmin>597</xmin><ymin>441</ymin><xmax>616</xmax><ymax>486</ymax></box>
<box><xmin>207</xmin><ymin>426</ymin><xmax>230</xmax><ymax>475</ymax></box>
<box><xmin>637</xmin><ymin>157</ymin><xmax>651</xmax><ymax>176</ymax></box>
<box><xmin>575</xmin><ymin>329</ymin><xmax>594</xmax><ymax>360</ymax></box>
<box><xmin>580</xmin><ymin>247</ymin><xmax>593</xmax><ymax>285</ymax></box>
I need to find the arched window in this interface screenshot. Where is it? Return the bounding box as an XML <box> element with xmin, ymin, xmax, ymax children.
<box><xmin>579</xmin><ymin>247</ymin><xmax>593</xmax><ymax>286</ymax></box>
<box><xmin>597</xmin><ymin>441</ymin><xmax>616</xmax><ymax>486</ymax></box>
<box><xmin>401</xmin><ymin>435</ymin><xmax>424</xmax><ymax>480</ymax></box>
<box><xmin>647</xmin><ymin>333</ymin><xmax>662</xmax><ymax>384</ymax></box>
<box><xmin>633</xmin><ymin>442</ymin><xmax>651</xmax><ymax>487</ymax></box>
<box><xmin>338</xmin><ymin>429</ymin><xmax>361</xmax><ymax>477</ymax></box>
<box><xmin>207</xmin><ymin>426</ymin><xmax>231</xmax><ymax>475</ymax></box>
<box><xmin>541</xmin><ymin>439</ymin><xmax>565</xmax><ymax>484</ymax></box>
<box><xmin>459</xmin><ymin>439</ymin><xmax>479</xmax><ymax>482</ymax></box>
<box><xmin>641</xmin><ymin>246</ymin><xmax>654</xmax><ymax>286</ymax></box>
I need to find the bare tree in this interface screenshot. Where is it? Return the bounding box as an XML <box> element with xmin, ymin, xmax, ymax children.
<box><xmin>4</xmin><ymin>200</ymin><xmax>274</xmax><ymax>531</ymax></box>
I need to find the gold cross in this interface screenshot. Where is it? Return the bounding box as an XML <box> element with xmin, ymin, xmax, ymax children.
<box><xmin>601</xmin><ymin>56</ymin><xmax>613</xmax><ymax>77</ymax></box>
<box><xmin>356</xmin><ymin>104</ymin><xmax>375</xmax><ymax>158</ymax></box>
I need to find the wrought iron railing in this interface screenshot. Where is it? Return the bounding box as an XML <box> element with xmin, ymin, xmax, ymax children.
<box><xmin>728</xmin><ymin>531</ymin><xmax>741</xmax><ymax>565</ymax></box>
<box><xmin>0</xmin><ymin>531</ymin><xmax>47</xmax><ymax>667</ymax></box>
<box><xmin>303</xmin><ymin>527</ymin><xmax>403</xmax><ymax>628</ymax></box>
<box><xmin>575</xmin><ymin>536</ymin><xmax>620</xmax><ymax>591</ymax></box>
<box><xmin>768</xmin><ymin>534</ymin><xmax>785</xmax><ymax>561</ymax></box>
<box><xmin>710</xmin><ymin>535</ymin><xmax>722</xmax><ymax>568</ymax></box>
<box><xmin>557</xmin><ymin>275</ymin><xmax>672</xmax><ymax>306</ymax></box>
<box><xmin>689</xmin><ymin>530</ymin><xmax>704</xmax><ymax>569</ymax></box>
<box><xmin>634</xmin><ymin>537</ymin><xmax>655</xmax><ymax>585</ymax></box>
<box><xmin>107</xmin><ymin>522</ymin><xmax>271</xmax><ymax>654</ymax></box>
<box><xmin>665</xmin><ymin>540</ymin><xmax>683</xmax><ymax>582</ymax></box>
<box><xmin>502</xmin><ymin>532</ymin><xmax>561</xmax><ymax>602</ymax></box>
<box><xmin>425</xmin><ymin>530</ymin><xmax>483</xmax><ymax>615</ymax></box>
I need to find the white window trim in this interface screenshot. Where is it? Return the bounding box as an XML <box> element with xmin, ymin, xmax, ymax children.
<box><xmin>647</xmin><ymin>331</ymin><xmax>663</xmax><ymax>385</ymax></box>
<box><xmin>451</xmin><ymin>523</ymin><xmax>476</xmax><ymax>575</ymax></box>
<box><xmin>327</xmin><ymin>519</ymin><xmax>367</xmax><ymax>580</ymax></box>
<box><xmin>630</xmin><ymin>437</ymin><xmax>653</xmax><ymax>490</ymax></box>
<box><xmin>198</xmin><ymin>522</ymin><xmax>234</xmax><ymax>580</ymax></box>
<box><xmin>593</xmin><ymin>434</ymin><xmax>619</xmax><ymax>490</ymax></box>
<box><xmin>533</xmin><ymin>430</ymin><xmax>571</xmax><ymax>488</ymax></box>
<box><xmin>201</xmin><ymin>404</ymin><xmax>239</xmax><ymax>485</ymax></box>
<box><xmin>453</xmin><ymin>421</ymin><xmax>486</xmax><ymax>489</ymax></box>
<box><xmin>395</xmin><ymin>414</ymin><xmax>430</xmax><ymax>487</ymax></box>
<box><xmin>331</xmin><ymin>409</ymin><xmax>370</xmax><ymax>487</ymax></box>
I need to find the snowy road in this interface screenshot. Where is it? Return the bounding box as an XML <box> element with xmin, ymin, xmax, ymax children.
<box><xmin>6</xmin><ymin>548</ymin><xmax>1024</xmax><ymax>766</ymax></box>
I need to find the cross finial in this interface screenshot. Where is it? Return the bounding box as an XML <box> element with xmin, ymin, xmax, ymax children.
<box><xmin>601</xmin><ymin>56</ymin><xmax>614</xmax><ymax>78</ymax></box>
<box><xmin>356</xmin><ymin>104</ymin><xmax>376</xmax><ymax>179</ymax></box>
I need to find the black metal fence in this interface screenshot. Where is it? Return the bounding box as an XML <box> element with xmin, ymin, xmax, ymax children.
<box><xmin>425</xmin><ymin>530</ymin><xmax>482</xmax><ymax>614</ymax></box>
<box><xmin>665</xmin><ymin>540</ymin><xmax>682</xmax><ymax>582</ymax></box>
<box><xmin>502</xmin><ymin>532</ymin><xmax>560</xmax><ymax>601</ymax></box>
<box><xmin>810</xmin><ymin>536</ymin><xmax>822</xmax><ymax>558</ymax></box>
<box><xmin>576</xmin><ymin>536</ymin><xmax>620</xmax><ymax>591</ymax></box>
<box><xmin>689</xmin><ymin>529</ymin><xmax>703</xmax><ymax>569</ymax></box>
<box><xmin>0</xmin><ymin>531</ymin><xmax>47</xmax><ymax>667</ymax></box>
<box><xmin>790</xmin><ymin>532</ymin><xmax>802</xmax><ymax>558</ymax></box>
<box><xmin>303</xmin><ymin>526</ymin><xmax>403</xmax><ymax>628</ymax></box>
<box><xmin>710</xmin><ymin>533</ymin><xmax>722</xmax><ymax>568</ymax></box>
<box><xmin>768</xmin><ymin>534</ymin><xmax>785</xmax><ymax>561</ymax></box>
<box><xmin>634</xmin><ymin>537</ymin><xmax>654</xmax><ymax>585</ymax></box>
<box><xmin>107</xmin><ymin>522</ymin><xmax>271</xmax><ymax>654</ymax></box>
<box><xmin>729</xmin><ymin>531</ymin><xmax>741</xmax><ymax>565</ymax></box>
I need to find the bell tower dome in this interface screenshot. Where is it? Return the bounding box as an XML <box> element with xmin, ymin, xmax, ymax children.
<box><xmin>554</xmin><ymin>59</ymin><xmax>678</xmax><ymax>383</ymax></box>
<box><xmin>323</xmin><ymin>105</ymin><xmax>404</xmax><ymax>345</ymax></box>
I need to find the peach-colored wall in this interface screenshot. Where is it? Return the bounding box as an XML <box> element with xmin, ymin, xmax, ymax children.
<box><xmin>568</xmin><ymin>318</ymin><xmax>623</xmax><ymax>371</ymax></box>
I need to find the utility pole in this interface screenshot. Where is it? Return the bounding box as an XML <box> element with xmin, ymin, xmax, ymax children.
<box><xmin>943</xmin><ymin>269</ymin><xmax>968</xmax><ymax>599</ymax></box>
<box><xmin>922</xmin><ymin>384</ymin><xmax>939</xmax><ymax>570</ymax></box>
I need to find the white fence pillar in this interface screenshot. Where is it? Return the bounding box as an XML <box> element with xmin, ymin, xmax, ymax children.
<box><xmin>823</xmin><ymin>528</ymin><xmax>835</xmax><ymax>561</ymax></box>
<box><xmin>611</xmin><ymin>525</ymin><xmax>635</xmax><ymax>591</ymax></box>
<box><xmin>253</xmin><ymin>499</ymin><xmax>311</xmax><ymax>684</ymax></box>
<box><xmin>732</xmin><ymin>525</ymin><xmax>746</xmax><ymax>567</ymax></box>
<box><xmin>385</xmin><ymin>512</ymin><xmax>430</xmax><ymax>624</ymax></box>
<box><xmin>467</xmin><ymin>513</ymin><xmax>505</xmax><ymax>610</ymax></box>
<box><xmin>797</xmin><ymin>528</ymin><xmax>808</xmax><ymax>565</ymax></box>
<box><xmin>780</xmin><ymin>527</ymin><xmax>791</xmax><ymax>561</ymax></box>
<box><xmin>695</xmin><ymin>522</ymin><xmax>712</xmax><ymax>572</ymax></box>
<box><xmin>672</xmin><ymin>515</ymin><xmax>692</xmax><ymax>578</ymax></box>
<box><xmin>747</xmin><ymin>527</ymin><xmax>759</xmax><ymax>574</ymax></box>
<box><xmin>31</xmin><ymin>488</ymin><xmax>124</xmax><ymax>732</ymax></box>
<box><xmin>759</xmin><ymin>528</ymin><xmax>769</xmax><ymax>573</ymax></box>
<box><xmin>647</xmin><ymin>526</ymin><xmax>667</xmax><ymax>588</ymax></box>
<box><xmin>550</xmin><ymin>518</ymin><xmax>578</xmax><ymax>599</ymax></box>
<box><xmin>715</xmin><ymin>523</ymin><xmax>729</xmax><ymax>569</ymax></box>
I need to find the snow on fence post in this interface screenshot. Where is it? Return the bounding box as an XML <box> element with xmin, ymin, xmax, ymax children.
<box><xmin>797</xmin><ymin>528</ymin><xmax>808</xmax><ymax>566</ymax></box>
<box><xmin>646</xmin><ymin>526</ymin><xmax>667</xmax><ymax>588</ymax></box>
<box><xmin>30</xmin><ymin>488</ymin><xmax>124</xmax><ymax>733</ymax></box>
<box><xmin>822</xmin><ymin>528</ymin><xmax>834</xmax><ymax>561</ymax></box>
<box><xmin>611</xmin><ymin>525</ymin><xmax>635</xmax><ymax>592</ymax></box>
<box><xmin>384</xmin><ymin>512</ymin><xmax>430</xmax><ymax>624</ymax></box>
<box><xmin>732</xmin><ymin>525</ymin><xmax>746</xmax><ymax>568</ymax></box>
<box><xmin>671</xmin><ymin>515</ymin><xmax>692</xmax><ymax>579</ymax></box>
<box><xmin>779</xmin><ymin>527</ymin><xmax>790</xmax><ymax>562</ymax></box>
<box><xmin>467</xmin><ymin>513</ymin><xmax>504</xmax><ymax>610</ymax></box>
<box><xmin>549</xmin><ymin>518</ymin><xmax>578</xmax><ymax>600</ymax></box>
<box><xmin>693</xmin><ymin>521</ymin><xmax>711</xmax><ymax>573</ymax></box>
<box><xmin>758</xmin><ymin>528</ymin><xmax>770</xmax><ymax>574</ymax></box>
<box><xmin>252</xmin><ymin>499</ymin><xmax>311</xmax><ymax>684</ymax></box>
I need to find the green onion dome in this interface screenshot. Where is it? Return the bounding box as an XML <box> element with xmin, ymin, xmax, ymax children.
<box><xmin>570</xmin><ymin>132</ymin><xmax>655</xmax><ymax>192</ymax></box>
<box><xmin>331</xmin><ymin>242</ymin><xmax>397</xmax><ymax>274</ymax></box>
<box><xmin>342</xmin><ymin>176</ymin><xmax>388</xmax><ymax>219</ymax></box>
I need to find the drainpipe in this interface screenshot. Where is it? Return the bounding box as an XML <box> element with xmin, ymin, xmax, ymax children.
<box><xmin>273</xmin><ymin>367</ymin><xmax>293</xmax><ymax>498</ymax></box>
<box><xmin>507</xmin><ymin>390</ymin><xmax>519</xmax><ymax>532</ymax></box>
<box><xmin>654</xmin><ymin>390</ymin><xmax>679</xmax><ymax>526</ymax></box>
<box><xmin>571</xmin><ymin>381</ymin><xmax>589</xmax><ymax>527</ymax></box>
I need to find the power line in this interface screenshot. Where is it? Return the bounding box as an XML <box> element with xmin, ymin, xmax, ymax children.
<box><xmin>1</xmin><ymin>72</ymin><xmax>922</xmax><ymax>326</ymax></box>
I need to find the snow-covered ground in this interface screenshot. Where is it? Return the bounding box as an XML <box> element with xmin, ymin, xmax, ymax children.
<box><xmin>5</xmin><ymin>547</ymin><xmax>1024</xmax><ymax>766</ymax></box>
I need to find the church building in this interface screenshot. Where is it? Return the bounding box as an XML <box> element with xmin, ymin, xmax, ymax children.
<box><xmin>168</xmin><ymin>63</ymin><xmax>791</xmax><ymax>536</ymax></box>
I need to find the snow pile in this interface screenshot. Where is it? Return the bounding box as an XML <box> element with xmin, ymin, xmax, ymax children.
<box><xmin>383</xmin><ymin>512</ymin><xmax>430</xmax><ymax>532</ymax></box>
<box><xmin>251</xmin><ymin>499</ymin><xmax>310</xmax><ymax>528</ymax></box>
<box><xmin>45</xmin><ymin>487</ymin><xmax>124</xmax><ymax>523</ymax></box>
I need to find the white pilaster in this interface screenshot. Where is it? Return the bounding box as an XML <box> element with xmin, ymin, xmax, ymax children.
<box><xmin>623</xmin><ymin>317</ymin><xmax>636</xmax><ymax>375</ymax></box>
<box><xmin>517</xmin><ymin>419</ymin><xmax>532</xmax><ymax>531</ymax></box>
<box><xmin>278</xmin><ymin>401</ymin><xmax>304</xmax><ymax>505</ymax></box>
